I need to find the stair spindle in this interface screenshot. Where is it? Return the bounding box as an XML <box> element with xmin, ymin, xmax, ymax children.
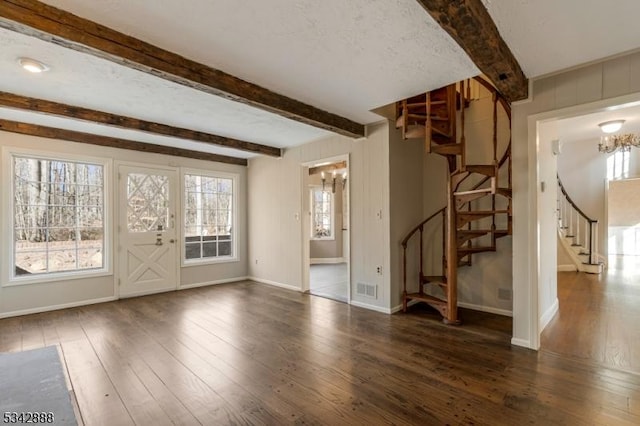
<box><xmin>426</xmin><ymin>92</ymin><xmax>432</xmax><ymax>153</ymax></box>
<box><xmin>419</xmin><ymin>226</ymin><xmax>424</xmax><ymax>295</ymax></box>
<box><xmin>459</xmin><ymin>80</ymin><xmax>466</xmax><ymax>171</ymax></box>
<box><xmin>492</xmin><ymin>92</ymin><xmax>498</xmax><ymax>164</ymax></box>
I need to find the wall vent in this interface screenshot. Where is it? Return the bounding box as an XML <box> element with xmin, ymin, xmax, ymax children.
<box><xmin>357</xmin><ymin>282</ymin><xmax>377</xmax><ymax>299</ymax></box>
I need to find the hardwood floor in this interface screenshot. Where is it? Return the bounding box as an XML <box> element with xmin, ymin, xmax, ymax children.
<box><xmin>1</xmin><ymin>281</ymin><xmax>639</xmax><ymax>425</ymax></box>
<box><xmin>542</xmin><ymin>255</ymin><xmax>640</xmax><ymax>373</ymax></box>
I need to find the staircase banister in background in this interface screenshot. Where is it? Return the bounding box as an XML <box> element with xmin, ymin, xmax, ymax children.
<box><xmin>557</xmin><ymin>175</ymin><xmax>597</xmax><ymax>223</ymax></box>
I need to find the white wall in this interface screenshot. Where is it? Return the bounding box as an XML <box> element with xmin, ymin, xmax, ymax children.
<box><xmin>0</xmin><ymin>131</ymin><xmax>248</xmax><ymax>317</ymax></box>
<box><xmin>512</xmin><ymin>50</ymin><xmax>640</xmax><ymax>348</ymax></box>
<box><xmin>248</xmin><ymin>122</ymin><xmax>392</xmax><ymax>311</ymax></box>
<box><xmin>536</xmin><ymin>121</ymin><xmax>559</xmax><ymax>329</ymax></box>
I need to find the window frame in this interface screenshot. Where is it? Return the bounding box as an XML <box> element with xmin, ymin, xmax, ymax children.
<box><xmin>180</xmin><ymin>168</ymin><xmax>239</xmax><ymax>267</ymax></box>
<box><xmin>2</xmin><ymin>147</ymin><xmax>113</xmax><ymax>287</ymax></box>
<box><xmin>310</xmin><ymin>186</ymin><xmax>335</xmax><ymax>241</ymax></box>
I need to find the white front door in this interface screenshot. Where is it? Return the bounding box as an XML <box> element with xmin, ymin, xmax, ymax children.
<box><xmin>119</xmin><ymin>165</ymin><xmax>178</xmax><ymax>297</ymax></box>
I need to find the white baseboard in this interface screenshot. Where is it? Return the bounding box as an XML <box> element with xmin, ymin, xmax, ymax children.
<box><xmin>390</xmin><ymin>298</ymin><xmax>421</xmax><ymax>313</ymax></box>
<box><xmin>180</xmin><ymin>276</ymin><xmax>248</xmax><ymax>290</ymax></box>
<box><xmin>511</xmin><ymin>337</ymin><xmax>534</xmax><ymax>349</ymax></box>
<box><xmin>390</xmin><ymin>304</ymin><xmax>402</xmax><ymax>314</ymax></box>
<box><xmin>0</xmin><ymin>296</ymin><xmax>117</xmax><ymax>319</ymax></box>
<box><xmin>539</xmin><ymin>298</ymin><xmax>559</xmax><ymax>332</ymax></box>
<box><xmin>350</xmin><ymin>300</ymin><xmax>393</xmax><ymax>314</ymax></box>
<box><xmin>310</xmin><ymin>257</ymin><xmax>345</xmax><ymax>265</ymax></box>
<box><xmin>557</xmin><ymin>264</ymin><xmax>578</xmax><ymax>272</ymax></box>
<box><xmin>247</xmin><ymin>276</ymin><xmax>302</xmax><ymax>292</ymax></box>
<box><xmin>458</xmin><ymin>302</ymin><xmax>513</xmax><ymax>317</ymax></box>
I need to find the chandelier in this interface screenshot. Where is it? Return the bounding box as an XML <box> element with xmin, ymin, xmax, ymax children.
<box><xmin>598</xmin><ymin>133</ymin><xmax>640</xmax><ymax>153</ymax></box>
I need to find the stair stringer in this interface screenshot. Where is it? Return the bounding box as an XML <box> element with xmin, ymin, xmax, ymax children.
<box><xmin>557</xmin><ymin>230</ymin><xmax>604</xmax><ymax>274</ymax></box>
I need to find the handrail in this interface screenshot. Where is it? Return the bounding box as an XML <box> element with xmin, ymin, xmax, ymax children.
<box><xmin>557</xmin><ymin>175</ymin><xmax>596</xmax><ymax>223</ymax></box>
<box><xmin>557</xmin><ymin>175</ymin><xmax>598</xmax><ymax>265</ymax></box>
<box><xmin>401</xmin><ymin>207</ymin><xmax>446</xmax><ymax>247</ymax></box>
<box><xmin>402</xmin><ymin>206</ymin><xmax>447</xmax><ymax>307</ymax></box>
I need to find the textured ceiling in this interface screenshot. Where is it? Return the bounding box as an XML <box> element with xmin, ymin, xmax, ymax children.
<box><xmin>482</xmin><ymin>0</ymin><xmax>640</xmax><ymax>78</ymax></box>
<box><xmin>556</xmin><ymin>102</ymin><xmax>640</xmax><ymax>144</ymax></box>
<box><xmin>7</xmin><ymin>1</ymin><xmax>640</xmax><ymax>159</ymax></box>
<box><xmin>0</xmin><ymin>28</ymin><xmax>330</xmax><ymax>156</ymax></box>
<box><xmin>39</xmin><ymin>0</ymin><xmax>479</xmax><ymax>123</ymax></box>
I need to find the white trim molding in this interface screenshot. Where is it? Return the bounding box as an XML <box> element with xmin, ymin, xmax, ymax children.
<box><xmin>539</xmin><ymin>298</ymin><xmax>559</xmax><ymax>332</ymax></box>
<box><xmin>179</xmin><ymin>276</ymin><xmax>248</xmax><ymax>290</ymax></box>
<box><xmin>248</xmin><ymin>277</ymin><xmax>302</xmax><ymax>292</ymax></box>
<box><xmin>310</xmin><ymin>257</ymin><xmax>345</xmax><ymax>265</ymax></box>
<box><xmin>511</xmin><ymin>338</ymin><xmax>533</xmax><ymax>349</ymax></box>
<box><xmin>350</xmin><ymin>300</ymin><xmax>393</xmax><ymax>314</ymax></box>
<box><xmin>458</xmin><ymin>302</ymin><xmax>513</xmax><ymax>317</ymax></box>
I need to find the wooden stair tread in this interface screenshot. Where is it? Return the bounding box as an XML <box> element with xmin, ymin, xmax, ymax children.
<box><xmin>465</xmin><ymin>164</ymin><xmax>497</xmax><ymax>177</ymax></box>
<box><xmin>404</xmin><ymin>100</ymin><xmax>447</xmax><ymax>108</ymax></box>
<box><xmin>454</xmin><ymin>187</ymin><xmax>493</xmax><ymax>197</ymax></box>
<box><xmin>422</xmin><ymin>275</ymin><xmax>447</xmax><ymax>284</ymax></box>
<box><xmin>406</xmin><ymin>113</ymin><xmax>449</xmax><ymax>121</ymax></box>
<box><xmin>495</xmin><ymin>188</ymin><xmax>512</xmax><ymax>198</ymax></box>
<box><xmin>432</xmin><ymin>143</ymin><xmax>463</xmax><ymax>155</ymax></box>
<box><xmin>458</xmin><ymin>246</ymin><xmax>496</xmax><ymax>254</ymax></box>
<box><xmin>404</xmin><ymin>293</ymin><xmax>446</xmax><ymax>306</ymax></box>
<box><xmin>458</xmin><ymin>210</ymin><xmax>509</xmax><ymax>216</ymax></box>
<box><xmin>458</xmin><ymin>229</ymin><xmax>493</xmax><ymax>235</ymax></box>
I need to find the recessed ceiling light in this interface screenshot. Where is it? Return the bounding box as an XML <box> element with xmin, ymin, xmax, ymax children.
<box><xmin>598</xmin><ymin>120</ymin><xmax>625</xmax><ymax>134</ymax></box>
<box><xmin>18</xmin><ymin>57</ymin><xmax>49</xmax><ymax>73</ymax></box>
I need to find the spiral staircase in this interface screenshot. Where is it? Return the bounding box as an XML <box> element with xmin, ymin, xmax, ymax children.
<box><xmin>398</xmin><ymin>76</ymin><xmax>512</xmax><ymax>324</ymax></box>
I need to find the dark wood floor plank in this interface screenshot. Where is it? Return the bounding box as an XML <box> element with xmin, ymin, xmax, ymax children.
<box><xmin>1</xmin><ymin>273</ymin><xmax>640</xmax><ymax>425</ymax></box>
<box><xmin>119</xmin><ymin>295</ymin><xmax>400</xmax><ymax>425</ymax></box>
<box><xmin>60</xmin><ymin>339</ymin><xmax>135</xmax><ymax>426</ymax></box>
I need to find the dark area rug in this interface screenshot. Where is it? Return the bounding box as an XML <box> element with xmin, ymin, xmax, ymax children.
<box><xmin>0</xmin><ymin>346</ymin><xmax>77</xmax><ymax>425</ymax></box>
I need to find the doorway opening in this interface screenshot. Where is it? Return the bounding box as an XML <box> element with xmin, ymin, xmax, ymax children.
<box><xmin>302</xmin><ymin>156</ymin><xmax>350</xmax><ymax>303</ymax></box>
<box><xmin>534</xmin><ymin>99</ymin><xmax>640</xmax><ymax>372</ymax></box>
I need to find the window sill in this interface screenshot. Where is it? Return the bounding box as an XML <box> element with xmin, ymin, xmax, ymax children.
<box><xmin>181</xmin><ymin>256</ymin><xmax>239</xmax><ymax>268</ymax></box>
<box><xmin>311</xmin><ymin>237</ymin><xmax>336</xmax><ymax>241</ymax></box>
<box><xmin>3</xmin><ymin>269</ymin><xmax>112</xmax><ymax>287</ymax></box>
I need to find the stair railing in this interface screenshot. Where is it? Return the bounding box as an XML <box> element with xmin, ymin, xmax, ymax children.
<box><xmin>557</xmin><ymin>176</ymin><xmax>598</xmax><ymax>264</ymax></box>
<box><xmin>401</xmin><ymin>207</ymin><xmax>446</xmax><ymax>304</ymax></box>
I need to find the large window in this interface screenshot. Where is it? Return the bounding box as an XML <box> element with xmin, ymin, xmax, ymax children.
<box><xmin>184</xmin><ymin>172</ymin><xmax>235</xmax><ymax>263</ymax></box>
<box><xmin>12</xmin><ymin>155</ymin><xmax>105</xmax><ymax>278</ymax></box>
<box><xmin>311</xmin><ymin>188</ymin><xmax>333</xmax><ymax>239</ymax></box>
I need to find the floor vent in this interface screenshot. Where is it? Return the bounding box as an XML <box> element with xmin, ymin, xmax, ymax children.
<box><xmin>356</xmin><ymin>282</ymin><xmax>377</xmax><ymax>299</ymax></box>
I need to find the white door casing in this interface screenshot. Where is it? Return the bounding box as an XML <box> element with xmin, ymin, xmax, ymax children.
<box><xmin>119</xmin><ymin>165</ymin><xmax>178</xmax><ymax>297</ymax></box>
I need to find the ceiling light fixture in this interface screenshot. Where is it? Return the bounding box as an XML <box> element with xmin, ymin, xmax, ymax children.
<box><xmin>598</xmin><ymin>134</ymin><xmax>640</xmax><ymax>154</ymax></box>
<box><xmin>598</xmin><ymin>120</ymin><xmax>625</xmax><ymax>134</ymax></box>
<box><xmin>18</xmin><ymin>57</ymin><xmax>49</xmax><ymax>73</ymax></box>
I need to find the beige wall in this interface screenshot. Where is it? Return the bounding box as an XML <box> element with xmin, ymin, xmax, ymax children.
<box><xmin>389</xmin><ymin>125</ymin><xmax>424</xmax><ymax>308</ymax></box>
<box><xmin>512</xmin><ymin>50</ymin><xmax>640</xmax><ymax>348</ymax></box>
<box><xmin>248</xmin><ymin>122</ymin><xmax>392</xmax><ymax>311</ymax></box>
<box><xmin>0</xmin><ymin>131</ymin><xmax>248</xmax><ymax>317</ymax></box>
<box><xmin>609</xmin><ymin>178</ymin><xmax>640</xmax><ymax>226</ymax></box>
